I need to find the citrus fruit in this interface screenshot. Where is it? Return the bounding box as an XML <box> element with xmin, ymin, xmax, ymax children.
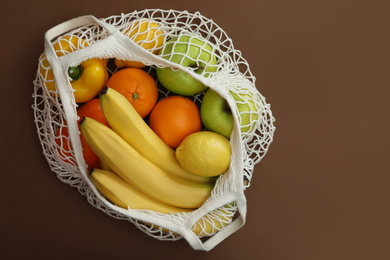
<box><xmin>175</xmin><ymin>131</ymin><xmax>231</xmax><ymax>177</ymax></box>
<box><xmin>148</xmin><ymin>96</ymin><xmax>202</xmax><ymax>148</ymax></box>
<box><xmin>106</xmin><ymin>68</ymin><xmax>158</xmax><ymax>118</ymax></box>
<box><xmin>115</xmin><ymin>18</ymin><xmax>165</xmax><ymax>68</ymax></box>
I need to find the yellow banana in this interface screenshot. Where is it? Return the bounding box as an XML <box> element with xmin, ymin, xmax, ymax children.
<box><xmin>80</xmin><ymin>117</ymin><xmax>214</xmax><ymax>209</ymax></box>
<box><xmin>90</xmin><ymin>168</ymin><xmax>191</xmax><ymax>214</ymax></box>
<box><xmin>90</xmin><ymin>168</ymin><xmax>234</xmax><ymax>236</ymax></box>
<box><xmin>99</xmin><ymin>87</ymin><xmax>214</xmax><ymax>183</ymax></box>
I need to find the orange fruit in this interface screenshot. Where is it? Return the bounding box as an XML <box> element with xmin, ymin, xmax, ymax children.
<box><xmin>106</xmin><ymin>68</ymin><xmax>158</xmax><ymax>118</ymax></box>
<box><xmin>149</xmin><ymin>96</ymin><xmax>202</xmax><ymax>148</ymax></box>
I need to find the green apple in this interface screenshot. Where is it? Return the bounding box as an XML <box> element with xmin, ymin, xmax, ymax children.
<box><xmin>200</xmin><ymin>89</ymin><xmax>259</xmax><ymax>139</ymax></box>
<box><xmin>156</xmin><ymin>34</ymin><xmax>218</xmax><ymax>96</ymax></box>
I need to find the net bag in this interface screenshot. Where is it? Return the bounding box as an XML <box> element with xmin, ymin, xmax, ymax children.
<box><xmin>32</xmin><ymin>10</ymin><xmax>275</xmax><ymax>251</ymax></box>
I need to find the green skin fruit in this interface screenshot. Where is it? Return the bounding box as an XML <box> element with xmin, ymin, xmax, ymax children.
<box><xmin>200</xmin><ymin>89</ymin><xmax>259</xmax><ymax>139</ymax></box>
<box><xmin>201</xmin><ymin>89</ymin><xmax>234</xmax><ymax>139</ymax></box>
<box><xmin>156</xmin><ymin>35</ymin><xmax>218</xmax><ymax>96</ymax></box>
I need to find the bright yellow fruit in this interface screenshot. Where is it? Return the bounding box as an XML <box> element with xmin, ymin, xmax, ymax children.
<box><xmin>176</xmin><ymin>131</ymin><xmax>231</xmax><ymax>177</ymax></box>
<box><xmin>90</xmin><ymin>169</ymin><xmax>191</xmax><ymax>214</ymax></box>
<box><xmin>115</xmin><ymin>18</ymin><xmax>165</xmax><ymax>68</ymax></box>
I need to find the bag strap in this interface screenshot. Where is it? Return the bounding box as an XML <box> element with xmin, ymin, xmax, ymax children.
<box><xmin>186</xmin><ymin>194</ymin><xmax>247</xmax><ymax>251</ymax></box>
<box><xmin>182</xmin><ymin>126</ymin><xmax>247</xmax><ymax>251</ymax></box>
<box><xmin>203</xmin><ymin>199</ymin><xmax>247</xmax><ymax>250</ymax></box>
<box><xmin>43</xmin><ymin>15</ymin><xmax>123</xmax><ymax>178</ymax></box>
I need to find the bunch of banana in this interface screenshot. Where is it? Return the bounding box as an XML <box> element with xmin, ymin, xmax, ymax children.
<box><xmin>80</xmin><ymin>87</ymin><xmax>234</xmax><ymax>235</ymax></box>
<box><xmin>80</xmin><ymin>115</ymin><xmax>213</xmax><ymax>209</ymax></box>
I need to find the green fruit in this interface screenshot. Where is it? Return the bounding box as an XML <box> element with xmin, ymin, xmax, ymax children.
<box><xmin>231</xmin><ymin>91</ymin><xmax>260</xmax><ymax>134</ymax></box>
<box><xmin>200</xmin><ymin>89</ymin><xmax>259</xmax><ymax>139</ymax></box>
<box><xmin>156</xmin><ymin>34</ymin><xmax>218</xmax><ymax>96</ymax></box>
<box><xmin>200</xmin><ymin>89</ymin><xmax>233</xmax><ymax>139</ymax></box>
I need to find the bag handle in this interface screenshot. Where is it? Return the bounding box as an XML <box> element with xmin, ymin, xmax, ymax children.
<box><xmin>43</xmin><ymin>15</ymin><xmax>125</xmax><ymax>178</ymax></box>
<box><xmin>185</xmin><ymin>194</ymin><xmax>247</xmax><ymax>251</ymax></box>
<box><xmin>182</xmin><ymin>125</ymin><xmax>247</xmax><ymax>251</ymax></box>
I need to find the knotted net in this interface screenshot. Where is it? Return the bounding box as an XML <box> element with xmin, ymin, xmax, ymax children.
<box><xmin>32</xmin><ymin>9</ymin><xmax>275</xmax><ymax>250</ymax></box>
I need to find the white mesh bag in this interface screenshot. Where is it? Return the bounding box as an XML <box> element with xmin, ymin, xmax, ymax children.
<box><xmin>32</xmin><ymin>9</ymin><xmax>275</xmax><ymax>251</ymax></box>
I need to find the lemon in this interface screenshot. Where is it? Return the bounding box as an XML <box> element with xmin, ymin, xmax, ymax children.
<box><xmin>115</xmin><ymin>18</ymin><xmax>165</xmax><ymax>68</ymax></box>
<box><xmin>175</xmin><ymin>131</ymin><xmax>231</xmax><ymax>177</ymax></box>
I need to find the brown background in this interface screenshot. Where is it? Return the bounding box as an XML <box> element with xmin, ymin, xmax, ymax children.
<box><xmin>1</xmin><ymin>0</ymin><xmax>389</xmax><ymax>259</ymax></box>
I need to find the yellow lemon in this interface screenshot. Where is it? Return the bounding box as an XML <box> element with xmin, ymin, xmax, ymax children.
<box><xmin>175</xmin><ymin>131</ymin><xmax>231</xmax><ymax>177</ymax></box>
<box><xmin>115</xmin><ymin>18</ymin><xmax>165</xmax><ymax>68</ymax></box>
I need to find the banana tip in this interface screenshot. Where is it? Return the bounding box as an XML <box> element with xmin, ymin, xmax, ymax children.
<box><xmin>100</xmin><ymin>86</ymin><xmax>109</xmax><ymax>97</ymax></box>
<box><xmin>79</xmin><ymin>116</ymin><xmax>86</xmax><ymax>125</ymax></box>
